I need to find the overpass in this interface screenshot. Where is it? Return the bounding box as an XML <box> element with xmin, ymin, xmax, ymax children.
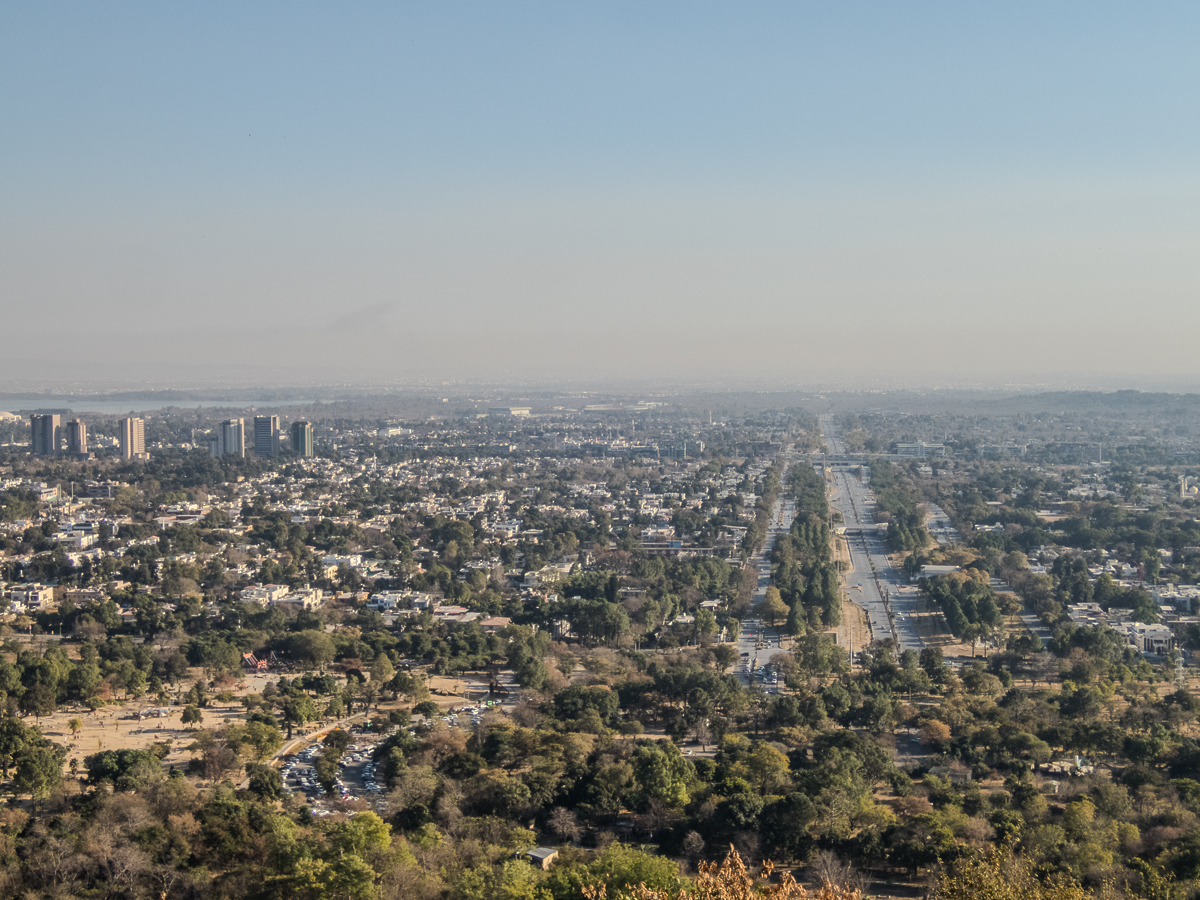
<box><xmin>838</xmin><ymin>523</ymin><xmax>888</xmax><ymax>536</ymax></box>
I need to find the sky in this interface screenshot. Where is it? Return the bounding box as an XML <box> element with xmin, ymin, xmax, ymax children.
<box><xmin>3</xmin><ymin>3</ymin><xmax>1200</xmax><ymax>390</ymax></box>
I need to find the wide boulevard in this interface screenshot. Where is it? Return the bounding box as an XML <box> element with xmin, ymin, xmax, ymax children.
<box><xmin>822</xmin><ymin>419</ymin><xmax>924</xmax><ymax>653</ymax></box>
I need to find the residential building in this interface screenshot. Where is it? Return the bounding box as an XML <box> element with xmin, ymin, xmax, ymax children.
<box><xmin>4</xmin><ymin>583</ymin><xmax>55</xmax><ymax>611</ymax></box>
<box><xmin>291</xmin><ymin>421</ymin><xmax>314</xmax><ymax>457</ymax></box>
<box><xmin>66</xmin><ymin>419</ymin><xmax>89</xmax><ymax>457</ymax></box>
<box><xmin>254</xmin><ymin>415</ymin><xmax>280</xmax><ymax>457</ymax></box>
<box><xmin>30</xmin><ymin>414</ymin><xmax>62</xmax><ymax>456</ymax></box>
<box><xmin>271</xmin><ymin>587</ymin><xmax>324</xmax><ymax>611</ymax></box>
<box><xmin>120</xmin><ymin>417</ymin><xmax>147</xmax><ymax>459</ymax></box>
<box><xmin>210</xmin><ymin>418</ymin><xmax>244</xmax><ymax>458</ymax></box>
<box><xmin>241</xmin><ymin>584</ymin><xmax>290</xmax><ymax>607</ymax></box>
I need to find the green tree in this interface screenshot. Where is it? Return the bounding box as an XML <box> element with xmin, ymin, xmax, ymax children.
<box><xmin>19</xmin><ymin>682</ymin><xmax>56</xmax><ymax>724</ymax></box>
<box><xmin>13</xmin><ymin>743</ymin><xmax>65</xmax><ymax>804</ymax></box>
<box><xmin>632</xmin><ymin>740</ymin><xmax>694</xmax><ymax>810</ymax></box>
<box><xmin>290</xmin><ymin>630</ymin><xmax>336</xmax><ymax>672</ymax></box>
<box><xmin>369</xmin><ymin>654</ymin><xmax>395</xmax><ymax>686</ymax></box>
<box><xmin>414</xmin><ymin>700</ymin><xmax>441</xmax><ymax>720</ymax></box>
<box><xmin>246</xmin><ymin>762</ymin><xmax>284</xmax><ymax>800</ymax></box>
<box><xmin>746</xmin><ymin>742</ymin><xmax>792</xmax><ymax>794</ymax></box>
<box><xmin>280</xmin><ymin>695</ymin><xmax>319</xmax><ymax>739</ymax></box>
<box><xmin>757</xmin><ymin>587</ymin><xmax>789</xmax><ymax>629</ymax></box>
<box><xmin>557</xmin><ymin>842</ymin><xmax>682</xmax><ymax>900</ymax></box>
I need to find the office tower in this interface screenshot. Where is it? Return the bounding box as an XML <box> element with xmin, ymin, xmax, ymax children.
<box><xmin>66</xmin><ymin>419</ymin><xmax>88</xmax><ymax>456</ymax></box>
<box><xmin>120</xmin><ymin>417</ymin><xmax>146</xmax><ymax>459</ymax></box>
<box><xmin>290</xmin><ymin>421</ymin><xmax>314</xmax><ymax>457</ymax></box>
<box><xmin>219</xmin><ymin>418</ymin><xmax>244</xmax><ymax>458</ymax></box>
<box><xmin>30</xmin><ymin>414</ymin><xmax>62</xmax><ymax>456</ymax></box>
<box><xmin>254</xmin><ymin>415</ymin><xmax>280</xmax><ymax>457</ymax></box>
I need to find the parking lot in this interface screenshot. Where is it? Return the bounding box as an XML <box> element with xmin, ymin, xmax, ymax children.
<box><xmin>280</xmin><ymin>703</ymin><xmax>502</xmax><ymax>816</ymax></box>
<box><xmin>281</xmin><ymin>734</ymin><xmax>389</xmax><ymax>817</ymax></box>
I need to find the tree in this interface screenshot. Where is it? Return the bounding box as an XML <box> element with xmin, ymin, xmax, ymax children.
<box><xmin>571</xmin><ymin>842</ymin><xmax>683</xmax><ymax>900</ymax></box>
<box><xmin>20</xmin><ymin>683</ymin><xmax>56</xmax><ymax>724</ymax></box>
<box><xmin>83</xmin><ymin>748</ymin><xmax>162</xmax><ymax>788</ymax></box>
<box><xmin>328</xmin><ymin>810</ymin><xmax>392</xmax><ymax>856</ymax></box>
<box><xmin>682</xmin><ymin>830</ymin><xmax>705</xmax><ymax>865</ymax></box>
<box><xmin>230</xmin><ymin>720</ymin><xmax>283</xmax><ymax>761</ymax></box>
<box><xmin>324</xmin><ymin>696</ymin><xmax>346</xmax><ymax>720</ymax></box>
<box><xmin>181</xmin><ymin>705</ymin><xmax>203</xmax><ymax>728</ymax></box>
<box><xmin>712</xmin><ymin>645</ymin><xmax>739</xmax><ymax>670</ymax></box>
<box><xmin>746</xmin><ymin>742</ymin><xmax>792</xmax><ymax>794</ymax></box>
<box><xmin>280</xmin><ymin>695</ymin><xmax>319</xmax><ymax>739</ymax></box>
<box><xmin>314</xmin><ymin>748</ymin><xmax>341</xmax><ymax>793</ymax></box>
<box><xmin>290</xmin><ymin>630</ymin><xmax>336</xmax><ymax>672</ymax></box>
<box><xmin>13</xmin><ymin>744</ymin><xmax>64</xmax><ymax>804</ymax></box>
<box><xmin>414</xmin><ymin>700</ymin><xmax>441</xmax><ymax>721</ymax></box>
<box><xmin>549</xmin><ymin>806</ymin><xmax>582</xmax><ymax>844</ymax></box>
<box><xmin>390</xmin><ymin>671</ymin><xmax>430</xmax><ymax>702</ymax></box>
<box><xmin>67</xmin><ymin>718</ymin><xmax>83</xmax><ymax>740</ymax></box>
<box><xmin>932</xmin><ymin>845</ymin><xmax>1090</xmax><ymax>900</ymax></box>
<box><xmin>581</xmin><ymin>846</ymin><xmax>847</xmax><ymax>900</ymax></box>
<box><xmin>632</xmin><ymin>741</ymin><xmax>693</xmax><ymax>810</ymax></box>
<box><xmin>247</xmin><ymin>762</ymin><xmax>284</xmax><ymax>800</ymax></box>
<box><xmin>757</xmin><ymin>588</ymin><xmax>789</xmax><ymax>629</ymax></box>
<box><xmin>370</xmin><ymin>654</ymin><xmax>395</xmax><ymax>686</ymax></box>
<box><xmin>920</xmin><ymin>720</ymin><xmax>952</xmax><ymax>750</ymax></box>
<box><xmin>694</xmin><ymin>608</ymin><xmax>718</xmax><ymax>642</ymax></box>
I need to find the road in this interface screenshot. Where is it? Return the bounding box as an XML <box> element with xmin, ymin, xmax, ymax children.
<box><xmin>729</xmin><ymin>456</ymin><xmax>797</xmax><ymax>687</ymax></box>
<box><xmin>822</xmin><ymin>419</ymin><xmax>925</xmax><ymax>653</ymax></box>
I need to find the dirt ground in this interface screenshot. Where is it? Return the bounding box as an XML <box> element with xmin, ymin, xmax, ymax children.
<box><xmin>838</xmin><ymin>597</ymin><xmax>870</xmax><ymax>661</ymax></box>
<box><xmin>35</xmin><ymin>669</ymin><xmax>288</xmax><ymax>773</ymax></box>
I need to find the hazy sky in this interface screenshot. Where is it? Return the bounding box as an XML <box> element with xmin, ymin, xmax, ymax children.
<box><xmin>4</xmin><ymin>3</ymin><xmax>1200</xmax><ymax>389</ymax></box>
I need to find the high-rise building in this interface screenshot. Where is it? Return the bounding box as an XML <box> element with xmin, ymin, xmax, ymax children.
<box><xmin>120</xmin><ymin>417</ymin><xmax>146</xmax><ymax>459</ymax></box>
<box><xmin>254</xmin><ymin>415</ymin><xmax>280</xmax><ymax>457</ymax></box>
<box><xmin>30</xmin><ymin>414</ymin><xmax>62</xmax><ymax>456</ymax></box>
<box><xmin>290</xmin><ymin>421</ymin><xmax>314</xmax><ymax>457</ymax></box>
<box><xmin>66</xmin><ymin>419</ymin><xmax>89</xmax><ymax>457</ymax></box>
<box><xmin>218</xmin><ymin>418</ymin><xmax>244</xmax><ymax>458</ymax></box>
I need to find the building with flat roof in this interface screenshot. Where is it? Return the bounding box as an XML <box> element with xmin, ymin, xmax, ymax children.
<box><xmin>120</xmin><ymin>417</ymin><xmax>147</xmax><ymax>459</ymax></box>
<box><xmin>894</xmin><ymin>442</ymin><xmax>946</xmax><ymax>458</ymax></box>
<box><xmin>30</xmin><ymin>414</ymin><xmax>62</xmax><ymax>456</ymax></box>
<box><xmin>291</xmin><ymin>421</ymin><xmax>314</xmax><ymax>457</ymax></box>
<box><xmin>66</xmin><ymin>419</ymin><xmax>89</xmax><ymax>458</ymax></box>
<box><xmin>254</xmin><ymin>415</ymin><xmax>279</xmax><ymax>457</ymax></box>
<box><xmin>526</xmin><ymin>848</ymin><xmax>558</xmax><ymax>870</ymax></box>
<box><xmin>210</xmin><ymin>418</ymin><xmax>244</xmax><ymax>458</ymax></box>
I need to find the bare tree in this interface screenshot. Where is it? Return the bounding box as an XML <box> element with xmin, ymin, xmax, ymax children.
<box><xmin>682</xmin><ymin>829</ymin><xmax>706</xmax><ymax>865</ymax></box>
<box><xmin>809</xmin><ymin>849</ymin><xmax>869</xmax><ymax>895</ymax></box>
<box><xmin>202</xmin><ymin>745</ymin><xmax>238</xmax><ymax>783</ymax></box>
<box><xmin>549</xmin><ymin>806</ymin><xmax>582</xmax><ymax>844</ymax></box>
